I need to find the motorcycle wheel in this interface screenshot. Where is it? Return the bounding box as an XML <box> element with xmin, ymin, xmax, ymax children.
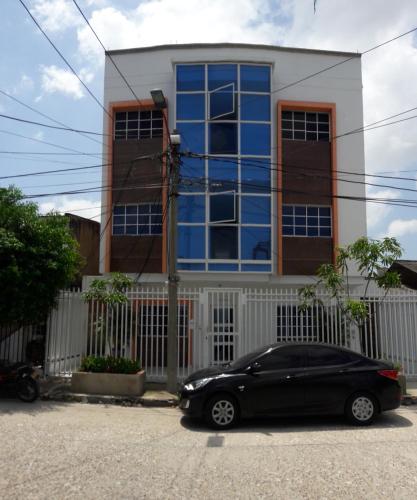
<box><xmin>17</xmin><ymin>378</ymin><xmax>39</xmax><ymax>403</ymax></box>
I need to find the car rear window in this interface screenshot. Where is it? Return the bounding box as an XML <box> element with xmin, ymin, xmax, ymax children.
<box><xmin>307</xmin><ymin>346</ymin><xmax>357</xmax><ymax>367</ymax></box>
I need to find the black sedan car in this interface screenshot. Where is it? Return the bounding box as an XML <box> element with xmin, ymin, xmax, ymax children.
<box><xmin>179</xmin><ymin>343</ymin><xmax>401</xmax><ymax>429</ymax></box>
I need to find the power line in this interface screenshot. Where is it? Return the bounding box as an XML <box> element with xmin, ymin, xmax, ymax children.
<box><xmin>17</xmin><ymin>0</ymin><xmax>113</xmax><ymax>122</ymax></box>
<box><xmin>0</xmin><ymin>88</ymin><xmax>103</xmax><ymax>146</ymax></box>
<box><xmin>0</xmin><ymin>129</ymin><xmax>102</xmax><ymax>159</ymax></box>
<box><xmin>0</xmin><ymin>153</ymin><xmax>161</xmax><ymax>180</ymax></box>
<box><xmin>16</xmin><ymin>173</ymin><xmax>417</xmax><ymax>210</ymax></box>
<box><xmin>0</xmin><ymin>112</ymin><xmax>109</xmax><ymax>136</ymax></box>
<box><xmin>0</xmin><ymin>151</ymin><xmax>104</xmax><ymax>156</ymax></box>
<box><xmin>71</xmin><ymin>0</ymin><xmax>172</xmax><ymax>148</ymax></box>
<box><xmin>272</xmin><ymin>26</ymin><xmax>417</xmax><ymax>95</ymax></box>
<box><xmin>186</xmin><ymin>153</ymin><xmax>417</xmax><ymax>192</ymax></box>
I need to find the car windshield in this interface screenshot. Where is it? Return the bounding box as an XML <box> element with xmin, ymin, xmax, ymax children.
<box><xmin>227</xmin><ymin>346</ymin><xmax>272</xmax><ymax>370</ymax></box>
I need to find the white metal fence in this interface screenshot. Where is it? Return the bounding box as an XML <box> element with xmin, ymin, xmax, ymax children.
<box><xmin>44</xmin><ymin>286</ymin><xmax>417</xmax><ymax>380</ymax></box>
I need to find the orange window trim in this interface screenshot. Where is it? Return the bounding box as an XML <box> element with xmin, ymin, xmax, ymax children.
<box><xmin>277</xmin><ymin>100</ymin><xmax>338</xmax><ymax>273</ymax></box>
<box><xmin>104</xmin><ymin>99</ymin><xmax>169</xmax><ymax>274</ymax></box>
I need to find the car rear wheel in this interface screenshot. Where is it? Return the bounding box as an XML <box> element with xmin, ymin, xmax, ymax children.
<box><xmin>205</xmin><ymin>394</ymin><xmax>239</xmax><ymax>429</ymax></box>
<box><xmin>345</xmin><ymin>393</ymin><xmax>378</xmax><ymax>426</ymax></box>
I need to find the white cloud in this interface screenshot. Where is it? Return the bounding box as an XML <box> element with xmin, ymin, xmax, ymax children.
<box><xmin>33</xmin><ymin>130</ymin><xmax>44</xmax><ymax>141</ymax></box>
<box><xmin>386</xmin><ymin>219</ymin><xmax>417</xmax><ymax>238</ymax></box>
<box><xmin>76</xmin><ymin>1</ymin><xmax>286</xmax><ymax>63</ymax></box>
<box><xmin>31</xmin><ymin>0</ymin><xmax>81</xmax><ymax>32</ymax></box>
<box><xmin>39</xmin><ymin>197</ymin><xmax>101</xmax><ymax>221</ymax></box>
<box><xmin>366</xmin><ymin>188</ymin><xmax>398</xmax><ymax>229</ymax></box>
<box><xmin>11</xmin><ymin>74</ymin><xmax>34</xmax><ymax>95</ymax></box>
<box><xmin>39</xmin><ymin>65</ymin><xmax>94</xmax><ymax>99</ymax></box>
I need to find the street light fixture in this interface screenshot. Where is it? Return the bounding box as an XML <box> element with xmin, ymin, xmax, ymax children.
<box><xmin>150</xmin><ymin>89</ymin><xmax>167</xmax><ymax>109</ymax></box>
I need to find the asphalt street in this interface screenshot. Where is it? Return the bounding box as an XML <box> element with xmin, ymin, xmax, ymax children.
<box><xmin>1</xmin><ymin>400</ymin><xmax>416</xmax><ymax>499</ymax></box>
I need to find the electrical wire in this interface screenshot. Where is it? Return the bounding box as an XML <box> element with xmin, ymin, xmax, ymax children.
<box><xmin>0</xmin><ymin>112</ymin><xmax>110</xmax><ymax>136</ymax></box>
<box><xmin>71</xmin><ymin>0</ymin><xmax>172</xmax><ymax>148</ymax></box>
<box><xmin>0</xmin><ymin>89</ymin><xmax>103</xmax><ymax>146</ymax></box>
<box><xmin>0</xmin><ymin>129</ymin><xmax>103</xmax><ymax>159</ymax></box>
<box><xmin>17</xmin><ymin>0</ymin><xmax>113</xmax><ymax>122</ymax></box>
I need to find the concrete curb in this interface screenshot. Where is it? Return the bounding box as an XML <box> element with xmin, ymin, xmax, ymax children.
<box><xmin>40</xmin><ymin>391</ymin><xmax>178</xmax><ymax>408</ymax></box>
<box><xmin>401</xmin><ymin>394</ymin><xmax>417</xmax><ymax>406</ymax></box>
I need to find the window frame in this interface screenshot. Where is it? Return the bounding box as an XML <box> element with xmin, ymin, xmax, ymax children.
<box><xmin>113</xmin><ymin>110</ymin><xmax>163</xmax><ymax>141</ymax></box>
<box><xmin>282</xmin><ymin>205</ymin><xmax>332</xmax><ymax>238</ymax></box>
<box><xmin>175</xmin><ymin>62</ymin><xmax>273</xmax><ymax>272</ymax></box>
<box><xmin>281</xmin><ymin>110</ymin><xmax>330</xmax><ymax>142</ymax></box>
<box><xmin>112</xmin><ymin>203</ymin><xmax>163</xmax><ymax>236</ymax></box>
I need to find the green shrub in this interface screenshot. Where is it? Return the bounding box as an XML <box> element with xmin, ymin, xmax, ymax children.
<box><xmin>80</xmin><ymin>356</ymin><xmax>141</xmax><ymax>374</ymax></box>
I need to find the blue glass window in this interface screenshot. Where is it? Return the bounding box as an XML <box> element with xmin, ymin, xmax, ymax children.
<box><xmin>241</xmin><ymin>124</ymin><xmax>270</xmax><ymax>155</ymax></box>
<box><xmin>176</xmin><ymin>65</ymin><xmax>204</xmax><ymax>91</ymax></box>
<box><xmin>241</xmin><ymin>94</ymin><xmax>270</xmax><ymax>121</ymax></box>
<box><xmin>208</xmin><ymin>159</ymin><xmax>237</xmax><ymax>192</ymax></box>
<box><xmin>179</xmin><ymin>156</ymin><xmax>205</xmax><ymax>192</ymax></box>
<box><xmin>210</xmin><ymin>226</ymin><xmax>238</xmax><ymax>259</ymax></box>
<box><xmin>241</xmin><ymin>263</ymin><xmax>271</xmax><ymax>272</ymax></box>
<box><xmin>178</xmin><ymin>262</ymin><xmax>206</xmax><ymax>271</ymax></box>
<box><xmin>178</xmin><ymin>195</ymin><xmax>205</xmax><ymax>223</ymax></box>
<box><xmin>282</xmin><ymin>205</ymin><xmax>332</xmax><ymax>237</ymax></box>
<box><xmin>209</xmin><ymin>123</ymin><xmax>237</xmax><ymax>154</ymax></box>
<box><xmin>241</xmin><ymin>196</ymin><xmax>270</xmax><ymax>224</ymax></box>
<box><xmin>176</xmin><ymin>94</ymin><xmax>205</xmax><ymax>120</ymax></box>
<box><xmin>241</xmin><ymin>158</ymin><xmax>270</xmax><ymax>193</ymax></box>
<box><xmin>240</xmin><ymin>65</ymin><xmax>270</xmax><ymax>92</ymax></box>
<box><xmin>208</xmin><ymin>263</ymin><xmax>239</xmax><ymax>271</ymax></box>
<box><xmin>208</xmin><ymin>64</ymin><xmax>237</xmax><ymax>91</ymax></box>
<box><xmin>241</xmin><ymin>227</ymin><xmax>271</xmax><ymax>260</ymax></box>
<box><xmin>210</xmin><ymin>192</ymin><xmax>236</xmax><ymax>223</ymax></box>
<box><xmin>177</xmin><ymin>122</ymin><xmax>205</xmax><ymax>154</ymax></box>
<box><xmin>209</xmin><ymin>84</ymin><xmax>236</xmax><ymax>120</ymax></box>
<box><xmin>178</xmin><ymin>225</ymin><xmax>205</xmax><ymax>259</ymax></box>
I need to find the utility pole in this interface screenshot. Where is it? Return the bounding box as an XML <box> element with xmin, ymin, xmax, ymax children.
<box><xmin>166</xmin><ymin>130</ymin><xmax>181</xmax><ymax>393</ymax></box>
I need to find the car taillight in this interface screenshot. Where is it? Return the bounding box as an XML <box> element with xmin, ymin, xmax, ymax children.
<box><xmin>378</xmin><ymin>369</ymin><xmax>399</xmax><ymax>381</ymax></box>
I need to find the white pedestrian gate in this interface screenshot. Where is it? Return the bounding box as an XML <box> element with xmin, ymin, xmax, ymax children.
<box><xmin>202</xmin><ymin>289</ymin><xmax>242</xmax><ymax>366</ymax></box>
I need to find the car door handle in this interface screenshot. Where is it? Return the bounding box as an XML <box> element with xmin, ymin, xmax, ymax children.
<box><xmin>285</xmin><ymin>375</ymin><xmax>294</xmax><ymax>380</ymax></box>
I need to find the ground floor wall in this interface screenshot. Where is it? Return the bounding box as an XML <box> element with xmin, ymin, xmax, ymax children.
<box><xmin>41</xmin><ymin>286</ymin><xmax>417</xmax><ymax>380</ymax></box>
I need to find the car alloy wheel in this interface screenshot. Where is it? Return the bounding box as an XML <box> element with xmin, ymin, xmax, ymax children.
<box><xmin>346</xmin><ymin>393</ymin><xmax>377</xmax><ymax>425</ymax></box>
<box><xmin>352</xmin><ymin>396</ymin><xmax>374</xmax><ymax>421</ymax></box>
<box><xmin>205</xmin><ymin>395</ymin><xmax>239</xmax><ymax>429</ymax></box>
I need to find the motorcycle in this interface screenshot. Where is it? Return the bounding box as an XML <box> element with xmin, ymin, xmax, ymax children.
<box><xmin>0</xmin><ymin>361</ymin><xmax>40</xmax><ymax>402</ymax></box>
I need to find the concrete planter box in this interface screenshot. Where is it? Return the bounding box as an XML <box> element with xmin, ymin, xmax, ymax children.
<box><xmin>71</xmin><ymin>370</ymin><xmax>146</xmax><ymax>397</ymax></box>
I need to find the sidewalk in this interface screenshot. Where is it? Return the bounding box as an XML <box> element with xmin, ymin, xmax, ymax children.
<box><xmin>40</xmin><ymin>377</ymin><xmax>178</xmax><ymax>407</ymax></box>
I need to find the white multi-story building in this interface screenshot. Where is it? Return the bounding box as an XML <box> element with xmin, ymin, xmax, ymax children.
<box><xmin>100</xmin><ymin>43</ymin><xmax>366</xmax><ymax>287</ymax></box>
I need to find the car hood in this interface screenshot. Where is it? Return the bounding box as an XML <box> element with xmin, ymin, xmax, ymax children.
<box><xmin>183</xmin><ymin>366</ymin><xmax>229</xmax><ymax>384</ymax></box>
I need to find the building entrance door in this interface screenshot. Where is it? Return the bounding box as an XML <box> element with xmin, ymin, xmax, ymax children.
<box><xmin>204</xmin><ymin>289</ymin><xmax>241</xmax><ymax>366</ymax></box>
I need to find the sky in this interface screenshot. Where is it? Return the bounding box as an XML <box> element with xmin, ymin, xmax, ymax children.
<box><xmin>1</xmin><ymin>0</ymin><xmax>417</xmax><ymax>258</ymax></box>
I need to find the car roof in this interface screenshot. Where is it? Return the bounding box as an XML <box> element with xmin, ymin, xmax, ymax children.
<box><xmin>267</xmin><ymin>342</ymin><xmax>363</xmax><ymax>355</ymax></box>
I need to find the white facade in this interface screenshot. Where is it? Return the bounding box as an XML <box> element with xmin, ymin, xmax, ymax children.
<box><xmin>101</xmin><ymin>43</ymin><xmax>366</xmax><ymax>285</ymax></box>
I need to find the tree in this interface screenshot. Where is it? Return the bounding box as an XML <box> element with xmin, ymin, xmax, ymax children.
<box><xmin>299</xmin><ymin>237</ymin><xmax>403</xmax><ymax>328</ymax></box>
<box><xmin>0</xmin><ymin>186</ymin><xmax>82</xmax><ymax>326</ymax></box>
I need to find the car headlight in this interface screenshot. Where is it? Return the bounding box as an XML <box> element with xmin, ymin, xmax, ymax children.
<box><xmin>184</xmin><ymin>378</ymin><xmax>212</xmax><ymax>391</ymax></box>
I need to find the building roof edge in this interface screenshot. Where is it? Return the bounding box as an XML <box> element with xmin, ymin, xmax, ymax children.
<box><xmin>105</xmin><ymin>42</ymin><xmax>361</xmax><ymax>59</ymax></box>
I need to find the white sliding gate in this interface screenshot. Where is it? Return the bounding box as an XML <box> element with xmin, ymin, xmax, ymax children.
<box><xmin>44</xmin><ymin>286</ymin><xmax>417</xmax><ymax>379</ymax></box>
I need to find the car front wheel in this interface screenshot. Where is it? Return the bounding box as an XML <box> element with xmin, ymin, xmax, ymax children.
<box><xmin>345</xmin><ymin>393</ymin><xmax>378</xmax><ymax>426</ymax></box>
<box><xmin>205</xmin><ymin>394</ymin><xmax>239</xmax><ymax>429</ymax></box>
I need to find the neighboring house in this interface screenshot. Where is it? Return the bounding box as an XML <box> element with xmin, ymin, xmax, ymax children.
<box><xmin>100</xmin><ymin>43</ymin><xmax>366</xmax><ymax>285</ymax></box>
<box><xmin>389</xmin><ymin>261</ymin><xmax>417</xmax><ymax>290</ymax></box>
<box><xmin>66</xmin><ymin>213</ymin><xmax>100</xmax><ymax>286</ymax></box>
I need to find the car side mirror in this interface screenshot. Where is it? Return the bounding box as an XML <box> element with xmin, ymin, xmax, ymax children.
<box><xmin>246</xmin><ymin>362</ymin><xmax>261</xmax><ymax>374</ymax></box>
